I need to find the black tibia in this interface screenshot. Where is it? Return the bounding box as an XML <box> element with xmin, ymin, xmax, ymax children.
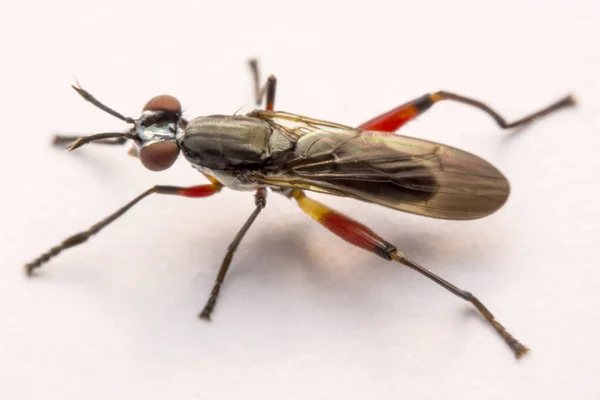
<box><xmin>248</xmin><ymin>58</ymin><xmax>277</xmax><ymax>110</ymax></box>
<box><xmin>24</xmin><ymin>184</ymin><xmax>221</xmax><ymax>275</ymax></box>
<box><xmin>431</xmin><ymin>91</ymin><xmax>576</xmax><ymax>129</ymax></box>
<box><xmin>388</xmin><ymin>250</ymin><xmax>529</xmax><ymax>358</ymax></box>
<box><xmin>199</xmin><ymin>187</ymin><xmax>268</xmax><ymax>320</ymax></box>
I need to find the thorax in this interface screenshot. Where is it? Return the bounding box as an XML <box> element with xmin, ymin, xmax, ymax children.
<box><xmin>178</xmin><ymin>114</ymin><xmax>293</xmax><ymax>190</ymax></box>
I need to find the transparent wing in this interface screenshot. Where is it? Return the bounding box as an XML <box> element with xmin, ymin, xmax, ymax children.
<box><xmin>252</xmin><ymin>111</ymin><xmax>510</xmax><ymax>220</ymax></box>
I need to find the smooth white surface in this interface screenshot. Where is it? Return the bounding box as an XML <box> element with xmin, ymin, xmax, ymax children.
<box><xmin>1</xmin><ymin>1</ymin><xmax>599</xmax><ymax>399</ymax></box>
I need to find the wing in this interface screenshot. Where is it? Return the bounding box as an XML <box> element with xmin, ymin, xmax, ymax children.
<box><xmin>251</xmin><ymin>111</ymin><xmax>510</xmax><ymax>220</ymax></box>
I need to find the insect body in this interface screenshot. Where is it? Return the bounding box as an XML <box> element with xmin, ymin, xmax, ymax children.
<box><xmin>26</xmin><ymin>60</ymin><xmax>576</xmax><ymax>358</ymax></box>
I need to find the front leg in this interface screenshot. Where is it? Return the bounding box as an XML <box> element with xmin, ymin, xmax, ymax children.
<box><xmin>25</xmin><ymin>180</ymin><xmax>223</xmax><ymax>275</ymax></box>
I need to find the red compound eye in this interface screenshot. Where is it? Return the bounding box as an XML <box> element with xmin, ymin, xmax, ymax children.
<box><xmin>139</xmin><ymin>142</ymin><xmax>180</xmax><ymax>171</ymax></box>
<box><xmin>142</xmin><ymin>95</ymin><xmax>181</xmax><ymax>114</ymax></box>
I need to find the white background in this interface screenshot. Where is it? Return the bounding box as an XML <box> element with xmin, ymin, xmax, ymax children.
<box><xmin>1</xmin><ymin>1</ymin><xmax>599</xmax><ymax>399</ymax></box>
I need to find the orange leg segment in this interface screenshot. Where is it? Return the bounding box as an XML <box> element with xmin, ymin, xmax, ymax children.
<box><xmin>291</xmin><ymin>190</ymin><xmax>395</xmax><ymax>259</ymax></box>
<box><xmin>358</xmin><ymin>91</ymin><xmax>575</xmax><ymax>133</ymax></box>
<box><xmin>358</xmin><ymin>94</ymin><xmax>436</xmax><ymax>132</ymax></box>
<box><xmin>177</xmin><ymin>185</ymin><xmax>221</xmax><ymax>197</ymax></box>
<box><xmin>178</xmin><ymin>174</ymin><xmax>223</xmax><ymax>197</ymax></box>
<box><xmin>291</xmin><ymin>189</ymin><xmax>529</xmax><ymax>359</ymax></box>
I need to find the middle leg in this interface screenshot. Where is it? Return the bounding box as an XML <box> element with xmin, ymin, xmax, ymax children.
<box><xmin>199</xmin><ymin>187</ymin><xmax>268</xmax><ymax>320</ymax></box>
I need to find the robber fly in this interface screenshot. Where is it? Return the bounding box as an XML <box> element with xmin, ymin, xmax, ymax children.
<box><xmin>25</xmin><ymin>59</ymin><xmax>576</xmax><ymax>358</ymax></box>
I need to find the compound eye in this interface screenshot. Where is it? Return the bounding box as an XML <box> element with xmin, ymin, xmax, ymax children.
<box><xmin>142</xmin><ymin>95</ymin><xmax>181</xmax><ymax>114</ymax></box>
<box><xmin>139</xmin><ymin>142</ymin><xmax>180</xmax><ymax>171</ymax></box>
